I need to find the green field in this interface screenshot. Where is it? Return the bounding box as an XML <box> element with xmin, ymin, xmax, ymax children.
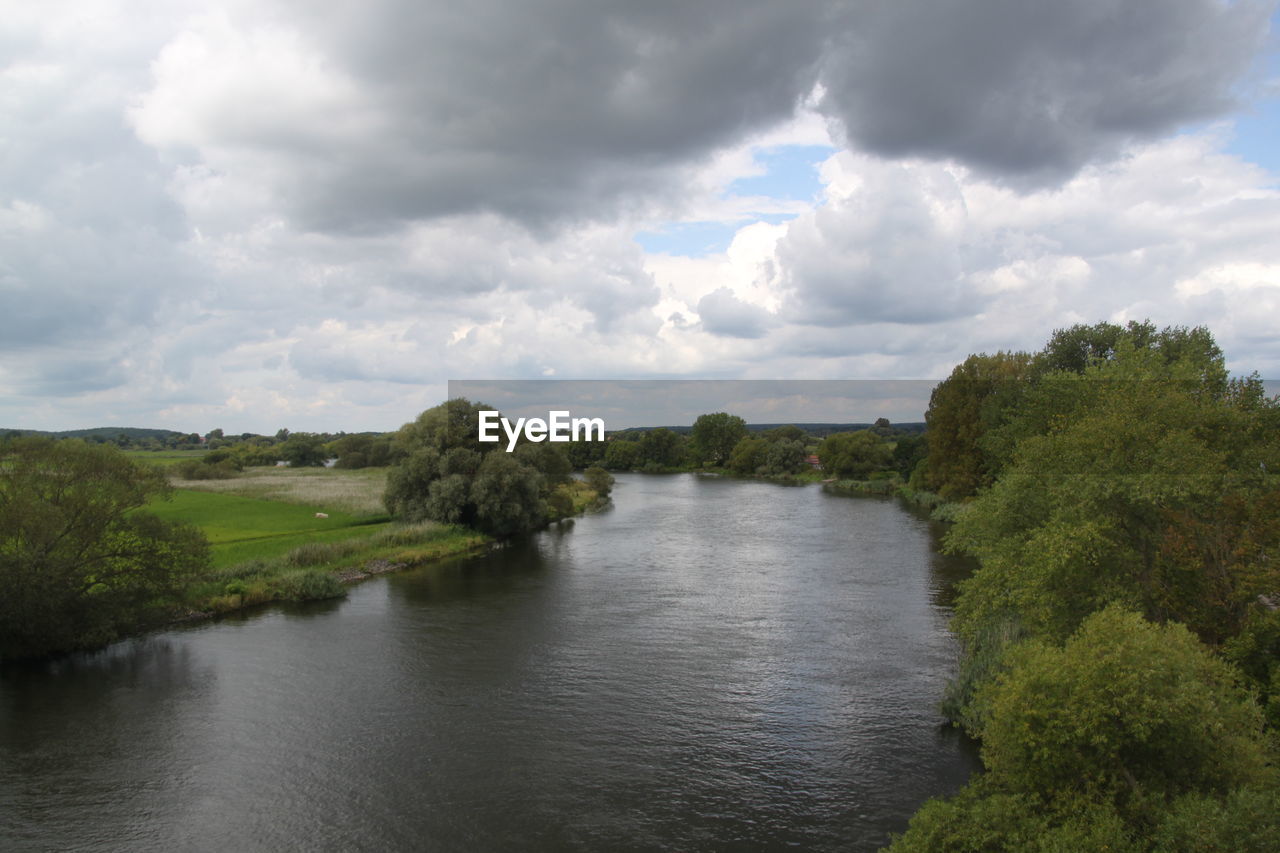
<box><xmin>139</xmin><ymin>465</ymin><xmax>489</xmax><ymax>615</ymax></box>
<box><xmin>125</xmin><ymin>449</ymin><xmax>207</xmax><ymax>468</ymax></box>
<box><xmin>147</xmin><ymin>489</ymin><xmax>391</xmax><ymax>569</ymax></box>
<box><xmin>172</xmin><ymin>465</ymin><xmax>390</xmax><ymax>516</ymax></box>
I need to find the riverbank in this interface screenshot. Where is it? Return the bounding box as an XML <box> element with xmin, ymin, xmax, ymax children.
<box><xmin>156</xmin><ymin>464</ymin><xmax>608</xmax><ymax>623</ymax></box>
<box><xmin>821</xmin><ymin>477</ymin><xmax>963</xmax><ymax>522</ymax></box>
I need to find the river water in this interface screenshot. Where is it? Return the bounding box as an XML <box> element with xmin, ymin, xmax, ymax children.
<box><xmin>0</xmin><ymin>474</ymin><xmax>978</xmax><ymax>852</ymax></box>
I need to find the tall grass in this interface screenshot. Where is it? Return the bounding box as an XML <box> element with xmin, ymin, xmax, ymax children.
<box><xmin>184</xmin><ymin>521</ymin><xmax>486</xmax><ymax>614</ymax></box>
<box><xmin>171</xmin><ymin>466</ymin><xmax>390</xmax><ymax>516</ymax></box>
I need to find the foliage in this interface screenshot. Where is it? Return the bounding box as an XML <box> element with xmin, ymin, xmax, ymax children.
<box><xmin>892</xmin><ymin>608</ymin><xmax>1274</xmax><ymax>852</ymax></box>
<box><xmin>278</xmin><ymin>433</ymin><xmax>329</xmax><ymax>467</ymax></box>
<box><xmin>174</xmin><ymin>457</ymin><xmax>240</xmax><ymax>480</ymax></box>
<box><xmin>514</xmin><ymin>442</ymin><xmax>573</xmax><ymax>485</ymax></box>
<box><xmin>903</xmin><ymin>320</ymin><xmax>1280</xmax><ymax>850</ymax></box>
<box><xmin>763</xmin><ymin>437</ymin><xmax>808</xmax><ymax>475</ymax></box>
<box><xmin>981</xmin><ymin>607</ymin><xmax>1268</xmax><ymax>805</ymax></box>
<box><xmin>383</xmin><ymin>399</ymin><xmax>556</xmax><ymax>537</ymax></box>
<box><xmin>331</xmin><ymin>433</ymin><xmax>401</xmax><ymax>469</ymax></box>
<box><xmin>603</xmin><ymin>438</ymin><xmax>641</xmax><ymax>471</ymax></box>
<box><xmin>0</xmin><ymin>437</ymin><xmax>209</xmax><ymax>659</ymax></box>
<box><xmin>817</xmin><ymin>430</ymin><xmax>893</xmax><ymax>479</ymax></box>
<box><xmin>469</xmin><ymin>452</ymin><xmax>546</xmax><ymax>536</ymax></box>
<box><xmin>395</xmin><ymin>397</ymin><xmax>491</xmax><ymax>455</ymax></box>
<box><xmin>690</xmin><ymin>412</ymin><xmax>747</xmax><ymax>466</ymax></box>
<box><xmin>946</xmin><ymin>352</ymin><xmax>1279</xmax><ymax>649</ymax></box>
<box><xmin>583</xmin><ymin>466</ymin><xmax>614</xmax><ymax>498</ymax></box>
<box><xmin>923</xmin><ymin>350</ymin><xmax>1033</xmax><ymax>500</ymax></box>
<box><xmin>637</xmin><ymin>427</ymin><xmax>685</xmax><ymax>468</ymax></box>
<box><xmin>727</xmin><ymin>436</ymin><xmax>769</xmax><ymax>475</ymax></box>
<box><xmin>892</xmin><ymin>433</ymin><xmax>928</xmax><ymax>479</ymax></box>
<box><xmin>275</xmin><ymin>569</ymin><xmax>346</xmax><ymax>601</ymax></box>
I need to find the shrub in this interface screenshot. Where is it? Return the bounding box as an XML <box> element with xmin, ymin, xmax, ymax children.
<box><xmin>275</xmin><ymin>570</ymin><xmax>345</xmax><ymax>601</ymax></box>
<box><xmin>283</xmin><ymin>540</ymin><xmax>365</xmax><ymax>568</ymax></box>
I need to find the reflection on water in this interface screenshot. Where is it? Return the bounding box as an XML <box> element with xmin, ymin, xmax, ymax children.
<box><xmin>0</xmin><ymin>473</ymin><xmax>978</xmax><ymax>852</ymax></box>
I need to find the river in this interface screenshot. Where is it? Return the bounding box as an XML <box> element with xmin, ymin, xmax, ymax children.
<box><xmin>0</xmin><ymin>473</ymin><xmax>978</xmax><ymax>852</ymax></box>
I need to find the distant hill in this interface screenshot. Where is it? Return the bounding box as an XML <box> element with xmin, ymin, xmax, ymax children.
<box><xmin>1</xmin><ymin>427</ymin><xmax>190</xmax><ymax>441</ymax></box>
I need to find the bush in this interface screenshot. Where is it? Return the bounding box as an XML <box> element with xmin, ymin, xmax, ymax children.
<box><xmin>0</xmin><ymin>437</ymin><xmax>209</xmax><ymax>659</ymax></box>
<box><xmin>583</xmin><ymin>466</ymin><xmax>614</xmax><ymax>498</ymax></box>
<box><xmin>175</xmin><ymin>458</ymin><xmax>240</xmax><ymax>480</ymax></box>
<box><xmin>275</xmin><ymin>570</ymin><xmax>345</xmax><ymax>601</ymax></box>
<box><xmin>283</xmin><ymin>540</ymin><xmax>365</xmax><ymax>568</ymax></box>
<box><xmin>981</xmin><ymin>607</ymin><xmax>1268</xmax><ymax>806</ymax></box>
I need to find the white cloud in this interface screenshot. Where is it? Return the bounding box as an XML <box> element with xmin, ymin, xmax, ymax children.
<box><xmin>2</xmin><ymin>0</ymin><xmax>1278</xmax><ymax>432</ymax></box>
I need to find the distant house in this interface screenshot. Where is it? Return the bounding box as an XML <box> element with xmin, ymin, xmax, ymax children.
<box><xmin>805</xmin><ymin>454</ymin><xmax>821</xmax><ymax>469</ymax></box>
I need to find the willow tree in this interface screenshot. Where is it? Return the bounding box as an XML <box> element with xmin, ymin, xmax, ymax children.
<box><xmin>0</xmin><ymin>437</ymin><xmax>208</xmax><ymax>659</ymax></box>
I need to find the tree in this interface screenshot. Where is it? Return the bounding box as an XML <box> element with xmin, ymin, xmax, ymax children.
<box><xmin>394</xmin><ymin>397</ymin><xmax>490</xmax><ymax>455</ymax></box>
<box><xmin>637</xmin><ymin>427</ymin><xmax>683</xmax><ymax>468</ymax></box>
<box><xmin>763</xmin><ymin>438</ymin><xmax>807</xmax><ymax>475</ymax></box>
<box><xmin>690</xmin><ymin>412</ymin><xmax>747</xmax><ymax>466</ymax></box>
<box><xmin>279</xmin><ymin>433</ymin><xmax>327</xmax><ymax>467</ymax></box>
<box><xmin>923</xmin><ymin>351</ymin><xmax>1033</xmax><ymax>499</ymax></box>
<box><xmin>384</xmin><ymin>399</ymin><xmax>549</xmax><ymax>537</ymax></box>
<box><xmin>603</xmin><ymin>439</ymin><xmax>640</xmax><ymax>471</ymax></box>
<box><xmin>513</xmin><ymin>442</ymin><xmax>572</xmax><ymax>486</ymax></box>
<box><xmin>583</xmin><ymin>466</ymin><xmax>614</xmax><ymax>498</ymax></box>
<box><xmin>890</xmin><ymin>608</ymin><xmax>1273</xmax><ymax>851</ymax></box>
<box><xmin>727</xmin><ymin>436</ymin><xmax>769</xmax><ymax>475</ymax></box>
<box><xmin>469</xmin><ymin>453</ymin><xmax>545</xmax><ymax>536</ymax></box>
<box><xmin>982</xmin><ymin>607</ymin><xmax>1268</xmax><ymax>805</ymax></box>
<box><xmin>0</xmin><ymin>437</ymin><xmax>209</xmax><ymax>659</ymax></box>
<box><xmin>762</xmin><ymin>424</ymin><xmax>805</xmax><ymax>443</ymax></box>
<box><xmin>818</xmin><ymin>430</ymin><xmax>893</xmax><ymax>479</ymax></box>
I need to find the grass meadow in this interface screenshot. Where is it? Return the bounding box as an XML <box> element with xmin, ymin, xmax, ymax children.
<box><xmin>125</xmin><ymin>449</ymin><xmax>207</xmax><ymax>468</ymax></box>
<box><xmin>171</xmin><ymin>465</ymin><xmax>390</xmax><ymax>516</ymax></box>
<box><xmin>144</xmin><ymin>464</ymin><xmax>488</xmax><ymax>615</ymax></box>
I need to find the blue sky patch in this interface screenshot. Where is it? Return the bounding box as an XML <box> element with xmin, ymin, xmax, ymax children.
<box><xmin>728</xmin><ymin>144</ymin><xmax>836</xmax><ymax>201</ymax></box>
<box><xmin>634</xmin><ymin>221</ymin><xmax>743</xmax><ymax>256</ymax></box>
<box><xmin>636</xmin><ymin>144</ymin><xmax>834</xmax><ymax>256</ymax></box>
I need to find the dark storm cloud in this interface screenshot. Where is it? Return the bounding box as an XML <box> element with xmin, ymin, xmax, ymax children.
<box><xmin>818</xmin><ymin>0</ymin><xmax>1272</xmax><ymax>183</ymax></box>
<box><xmin>134</xmin><ymin>0</ymin><xmax>1273</xmax><ymax>238</ymax></box>
<box><xmin>205</xmin><ymin>0</ymin><xmax>831</xmax><ymax>232</ymax></box>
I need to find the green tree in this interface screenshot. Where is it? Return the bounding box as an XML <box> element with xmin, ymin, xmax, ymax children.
<box><xmin>762</xmin><ymin>438</ymin><xmax>807</xmax><ymax>475</ymax></box>
<box><xmin>279</xmin><ymin>433</ymin><xmax>327</xmax><ymax>467</ymax></box>
<box><xmin>395</xmin><ymin>397</ymin><xmax>490</xmax><ymax>455</ymax></box>
<box><xmin>890</xmin><ymin>608</ymin><xmax>1274</xmax><ymax>851</ymax></box>
<box><xmin>637</xmin><ymin>428</ymin><xmax>683</xmax><ymax>468</ymax></box>
<box><xmin>0</xmin><ymin>437</ymin><xmax>209</xmax><ymax>659</ymax></box>
<box><xmin>727</xmin><ymin>436</ymin><xmax>769</xmax><ymax>475</ymax></box>
<box><xmin>690</xmin><ymin>412</ymin><xmax>747</xmax><ymax>466</ymax></box>
<box><xmin>583</xmin><ymin>466</ymin><xmax>614</xmax><ymax>498</ymax></box>
<box><xmin>923</xmin><ymin>350</ymin><xmax>1033</xmax><ymax>500</ymax></box>
<box><xmin>982</xmin><ymin>607</ymin><xmax>1268</xmax><ymax>806</ymax></box>
<box><xmin>383</xmin><ymin>399</ymin><xmax>549</xmax><ymax>537</ymax></box>
<box><xmin>603</xmin><ymin>439</ymin><xmax>641</xmax><ymax>470</ymax></box>
<box><xmin>762</xmin><ymin>424</ymin><xmax>806</xmax><ymax>443</ymax></box>
<box><xmin>817</xmin><ymin>430</ymin><xmax>893</xmax><ymax>479</ymax></box>
<box><xmin>470</xmin><ymin>453</ymin><xmax>545</xmax><ymax>536</ymax></box>
<box><xmin>948</xmin><ymin>352</ymin><xmax>1278</xmax><ymax>650</ymax></box>
<box><xmin>514</xmin><ymin>442</ymin><xmax>572</xmax><ymax>486</ymax></box>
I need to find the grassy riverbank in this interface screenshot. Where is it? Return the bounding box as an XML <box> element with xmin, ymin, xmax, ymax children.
<box><xmin>821</xmin><ymin>476</ymin><xmax>960</xmax><ymax>522</ymax></box>
<box><xmin>146</xmin><ymin>465</ymin><xmax>490</xmax><ymax>617</ymax></box>
<box><xmin>149</xmin><ymin>463</ymin><xmax>608</xmax><ymax>619</ymax></box>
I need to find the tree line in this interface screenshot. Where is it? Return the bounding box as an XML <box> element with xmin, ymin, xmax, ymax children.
<box><xmin>888</xmin><ymin>321</ymin><xmax>1280</xmax><ymax>850</ymax></box>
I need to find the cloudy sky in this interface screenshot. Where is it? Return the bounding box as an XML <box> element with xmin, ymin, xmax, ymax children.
<box><xmin>3</xmin><ymin>0</ymin><xmax>1279</xmax><ymax>433</ymax></box>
